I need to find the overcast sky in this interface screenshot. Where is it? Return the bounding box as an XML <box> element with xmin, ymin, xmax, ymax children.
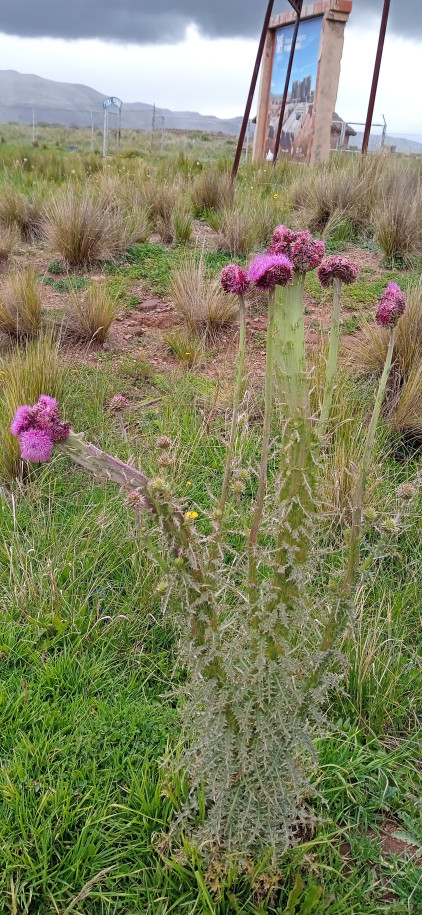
<box><xmin>0</xmin><ymin>0</ymin><xmax>420</xmax><ymax>138</ymax></box>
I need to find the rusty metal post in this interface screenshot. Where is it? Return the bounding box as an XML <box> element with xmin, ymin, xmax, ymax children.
<box><xmin>361</xmin><ymin>0</ymin><xmax>391</xmax><ymax>156</ymax></box>
<box><xmin>231</xmin><ymin>0</ymin><xmax>275</xmax><ymax>182</ymax></box>
<box><xmin>273</xmin><ymin>1</ymin><xmax>303</xmax><ymax>163</ymax></box>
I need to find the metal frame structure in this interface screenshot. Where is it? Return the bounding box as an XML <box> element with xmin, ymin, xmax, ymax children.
<box><xmin>362</xmin><ymin>0</ymin><xmax>390</xmax><ymax>156</ymax></box>
<box><xmin>231</xmin><ymin>0</ymin><xmax>303</xmax><ymax>180</ymax></box>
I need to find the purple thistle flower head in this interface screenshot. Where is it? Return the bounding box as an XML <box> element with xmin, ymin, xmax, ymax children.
<box><xmin>10</xmin><ymin>404</ymin><xmax>37</xmax><ymax>437</ymax></box>
<box><xmin>19</xmin><ymin>429</ymin><xmax>54</xmax><ymax>463</ymax></box>
<box><xmin>247</xmin><ymin>253</ymin><xmax>292</xmax><ymax>290</ymax></box>
<box><xmin>375</xmin><ymin>282</ymin><xmax>406</xmax><ymax>327</ymax></box>
<box><xmin>317</xmin><ymin>256</ymin><xmax>359</xmax><ymax>288</ymax></box>
<box><xmin>10</xmin><ymin>395</ymin><xmax>70</xmax><ymax>460</ymax></box>
<box><xmin>220</xmin><ymin>264</ymin><xmax>250</xmax><ymax>296</ymax></box>
<box><xmin>291</xmin><ymin>232</ymin><xmax>325</xmax><ymax>272</ymax></box>
<box><xmin>269</xmin><ymin>225</ymin><xmax>297</xmax><ymax>258</ymax></box>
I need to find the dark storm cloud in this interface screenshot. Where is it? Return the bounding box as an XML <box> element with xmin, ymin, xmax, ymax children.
<box><xmin>0</xmin><ymin>0</ymin><xmax>418</xmax><ymax>44</ymax></box>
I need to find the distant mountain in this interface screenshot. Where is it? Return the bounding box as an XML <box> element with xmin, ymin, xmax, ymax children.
<box><xmin>352</xmin><ymin>130</ymin><xmax>422</xmax><ymax>155</ymax></box>
<box><xmin>0</xmin><ymin>70</ymin><xmax>245</xmax><ymax>136</ymax></box>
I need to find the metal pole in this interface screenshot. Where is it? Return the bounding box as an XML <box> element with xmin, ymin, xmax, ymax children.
<box><xmin>90</xmin><ymin>110</ymin><xmax>94</xmax><ymax>152</ymax></box>
<box><xmin>361</xmin><ymin>0</ymin><xmax>390</xmax><ymax>156</ymax></box>
<box><xmin>273</xmin><ymin>1</ymin><xmax>303</xmax><ymax>163</ymax></box>
<box><xmin>103</xmin><ymin>108</ymin><xmax>107</xmax><ymax>158</ymax></box>
<box><xmin>231</xmin><ymin>0</ymin><xmax>276</xmax><ymax>182</ymax></box>
<box><xmin>32</xmin><ymin>107</ymin><xmax>35</xmax><ymax>143</ymax></box>
<box><xmin>150</xmin><ymin>103</ymin><xmax>156</xmax><ymax>152</ymax></box>
<box><xmin>381</xmin><ymin>114</ymin><xmax>387</xmax><ymax>149</ymax></box>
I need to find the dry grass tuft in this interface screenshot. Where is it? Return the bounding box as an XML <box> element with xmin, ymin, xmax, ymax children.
<box><xmin>44</xmin><ymin>188</ymin><xmax>138</xmax><ymax>265</ymax></box>
<box><xmin>191</xmin><ymin>171</ymin><xmax>234</xmax><ymax>214</ymax></box>
<box><xmin>0</xmin><ymin>335</ymin><xmax>65</xmax><ymax>480</ymax></box>
<box><xmin>0</xmin><ymin>224</ymin><xmax>20</xmax><ymax>261</ymax></box>
<box><xmin>170</xmin><ymin>252</ymin><xmax>238</xmax><ymax>331</ymax></box>
<box><xmin>0</xmin><ymin>267</ymin><xmax>42</xmax><ymax>337</ymax></box>
<box><xmin>164</xmin><ymin>326</ymin><xmax>205</xmax><ymax>367</ymax></box>
<box><xmin>290</xmin><ymin>154</ymin><xmax>383</xmax><ymax>234</ymax></box>
<box><xmin>0</xmin><ymin>185</ymin><xmax>44</xmax><ymax>238</ymax></box>
<box><xmin>217</xmin><ymin>197</ymin><xmax>274</xmax><ymax>257</ymax></box>
<box><xmin>66</xmin><ymin>282</ymin><xmax>120</xmax><ymax>344</ymax></box>
<box><xmin>372</xmin><ymin>169</ymin><xmax>422</xmax><ymax>263</ymax></box>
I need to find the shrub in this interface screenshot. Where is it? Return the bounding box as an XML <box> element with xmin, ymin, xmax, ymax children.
<box><xmin>0</xmin><ymin>335</ymin><xmax>65</xmax><ymax>480</ymax></box>
<box><xmin>43</xmin><ymin>188</ymin><xmax>138</xmax><ymax>266</ymax></box>
<box><xmin>169</xmin><ymin>252</ymin><xmax>238</xmax><ymax>330</ymax></box>
<box><xmin>66</xmin><ymin>282</ymin><xmax>120</xmax><ymax>344</ymax></box>
<box><xmin>0</xmin><ymin>266</ymin><xmax>42</xmax><ymax>337</ymax></box>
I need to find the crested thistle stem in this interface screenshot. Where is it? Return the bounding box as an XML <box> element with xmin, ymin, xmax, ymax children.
<box><xmin>341</xmin><ymin>324</ymin><xmax>396</xmax><ymax>596</ymax></box>
<box><xmin>306</xmin><ymin>325</ymin><xmax>398</xmax><ymax>691</ymax></box>
<box><xmin>319</xmin><ymin>276</ymin><xmax>342</xmax><ymax>438</ymax></box>
<box><xmin>248</xmin><ymin>287</ymin><xmax>276</xmax><ymax>593</ymax></box>
<box><xmin>217</xmin><ymin>294</ymin><xmax>247</xmax><ymax>522</ymax></box>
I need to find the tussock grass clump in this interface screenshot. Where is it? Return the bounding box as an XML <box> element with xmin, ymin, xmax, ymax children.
<box><xmin>0</xmin><ymin>224</ymin><xmax>19</xmax><ymax>261</ymax></box>
<box><xmin>290</xmin><ymin>155</ymin><xmax>382</xmax><ymax>236</ymax></box>
<box><xmin>0</xmin><ymin>335</ymin><xmax>65</xmax><ymax>480</ymax></box>
<box><xmin>0</xmin><ymin>266</ymin><xmax>42</xmax><ymax>337</ymax></box>
<box><xmin>344</xmin><ymin>281</ymin><xmax>422</xmax><ymax>435</ymax></box>
<box><xmin>171</xmin><ymin>205</ymin><xmax>193</xmax><ymax>245</ymax></box>
<box><xmin>139</xmin><ymin>177</ymin><xmax>189</xmax><ymax>244</ymax></box>
<box><xmin>164</xmin><ymin>326</ymin><xmax>205</xmax><ymax>366</ymax></box>
<box><xmin>44</xmin><ymin>188</ymin><xmax>138</xmax><ymax>266</ymax></box>
<box><xmin>217</xmin><ymin>197</ymin><xmax>274</xmax><ymax>257</ymax></box>
<box><xmin>191</xmin><ymin>170</ymin><xmax>233</xmax><ymax>214</ymax></box>
<box><xmin>170</xmin><ymin>252</ymin><xmax>238</xmax><ymax>330</ymax></box>
<box><xmin>0</xmin><ymin>184</ymin><xmax>44</xmax><ymax>238</ymax></box>
<box><xmin>66</xmin><ymin>282</ymin><xmax>120</xmax><ymax>344</ymax></box>
<box><xmin>373</xmin><ymin>169</ymin><xmax>422</xmax><ymax>263</ymax></box>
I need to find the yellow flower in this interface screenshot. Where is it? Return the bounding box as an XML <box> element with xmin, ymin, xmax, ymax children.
<box><xmin>186</xmin><ymin>481</ymin><xmax>192</xmax><ymax>486</ymax></box>
<box><xmin>273</xmin><ymin>193</ymin><xmax>278</xmax><ymax>199</ymax></box>
<box><xmin>185</xmin><ymin>511</ymin><xmax>198</xmax><ymax>520</ymax></box>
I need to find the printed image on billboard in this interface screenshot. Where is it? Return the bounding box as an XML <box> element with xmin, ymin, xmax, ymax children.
<box><xmin>266</xmin><ymin>16</ymin><xmax>323</xmax><ymax>161</ymax></box>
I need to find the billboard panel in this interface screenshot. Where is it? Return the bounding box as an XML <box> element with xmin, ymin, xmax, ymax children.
<box><xmin>266</xmin><ymin>16</ymin><xmax>323</xmax><ymax>161</ymax></box>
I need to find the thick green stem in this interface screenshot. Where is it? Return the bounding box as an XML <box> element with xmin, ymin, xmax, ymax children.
<box><xmin>218</xmin><ymin>294</ymin><xmax>247</xmax><ymax>520</ymax></box>
<box><xmin>271</xmin><ymin>274</ymin><xmax>316</xmax><ymax>605</ymax></box>
<box><xmin>341</xmin><ymin>325</ymin><xmax>396</xmax><ymax>597</ymax></box>
<box><xmin>319</xmin><ymin>276</ymin><xmax>342</xmax><ymax>438</ymax></box>
<box><xmin>248</xmin><ymin>287</ymin><xmax>276</xmax><ymax>592</ymax></box>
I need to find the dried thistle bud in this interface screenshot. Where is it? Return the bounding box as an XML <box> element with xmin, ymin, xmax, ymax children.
<box><xmin>317</xmin><ymin>256</ymin><xmax>359</xmax><ymax>288</ymax></box>
<box><xmin>396</xmin><ymin>482</ymin><xmax>416</xmax><ymax>501</ymax></box>
<box><xmin>124</xmin><ymin>490</ymin><xmax>151</xmax><ymax>512</ymax></box>
<box><xmin>148</xmin><ymin>477</ymin><xmax>171</xmax><ymax>497</ymax></box>
<box><xmin>156</xmin><ymin>435</ymin><xmax>172</xmax><ymax>450</ymax></box>
<box><xmin>232</xmin><ymin>480</ymin><xmax>246</xmax><ymax>494</ymax></box>
<box><xmin>363</xmin><ymin>507</ymin><xmax>377</xmax><ymax>523</ymax></box>
<box><xmin>158</xmin><ymin>452</ymin><xmax>171</xmax><ymax>468</ymax></box>
<box><xmin>220</xmin><ymin>264</ymin><xmax>250</xmax><ymax>296</ymax></box>
<box><xmin>381</xmin><ymin>516</ymin><xmax>401</xmax><ymax>534</ymax></box>
<box><xmin>108</xmin><ymin>394</ymin><xmax>128</xmax><ymax>411</ymax></box>
<box><xmin>375</xmin><ymin>283</ymin><xmax>406</xmax><ymax>327</ymax></box>
<box><xmin>247</xmin><ymin>253</ymin><xmax>292</xmax><ymax>290</ymax></box>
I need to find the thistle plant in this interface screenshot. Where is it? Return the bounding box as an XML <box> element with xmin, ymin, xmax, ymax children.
<box><xmin>9</xmin><ymin>231</ymin><xmax>406</xmax><ymax>862</ymax></box>
<box><xmin>317</xmin><ymin>256</ymin><xmax>359</xmax><ymax>437</ymax></box>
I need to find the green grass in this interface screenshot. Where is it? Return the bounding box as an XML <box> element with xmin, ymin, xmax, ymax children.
<box><xmin>1</xmin><ymin>139</ymin><xmax>422</xmax><ymax>912</ymax></box>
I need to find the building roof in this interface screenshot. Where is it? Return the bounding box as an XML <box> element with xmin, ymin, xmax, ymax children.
<box><xmin>331</xmin><ymin>113</ymin><xmax>357</xmax><ymax>137</ymax></box>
